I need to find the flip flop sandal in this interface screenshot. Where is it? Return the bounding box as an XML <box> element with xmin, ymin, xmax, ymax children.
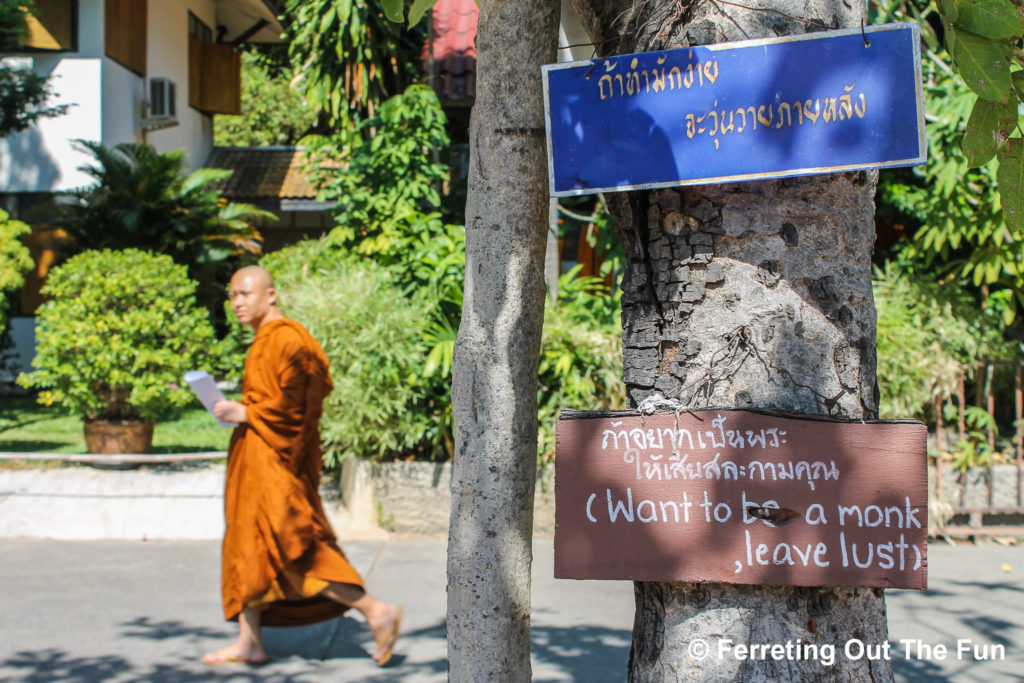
<box><xmin>376</xmin><ymin>605</ymin><xmax>404</xmax><ymax>667</ymax></box>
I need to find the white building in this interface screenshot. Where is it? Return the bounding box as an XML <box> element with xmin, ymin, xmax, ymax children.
<box><xmin>0</xmin><ymin>0</ymin><xmax>285</xmax><ymax>379</ymax></box>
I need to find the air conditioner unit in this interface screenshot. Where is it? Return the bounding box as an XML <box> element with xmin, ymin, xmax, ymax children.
<box><xmin>148</xmin><ymin>78</ymin><xmax>176</xmax><ymax>119</ymax></box>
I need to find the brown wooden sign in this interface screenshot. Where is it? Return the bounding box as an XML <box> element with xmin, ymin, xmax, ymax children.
<box><xmin>555</xmin><ymin>410</ymin><xmax>928</xmax><ymax>589</ymax></box>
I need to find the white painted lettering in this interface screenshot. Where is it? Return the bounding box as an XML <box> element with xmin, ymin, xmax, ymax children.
<box><xmin>607</xmin><ymin>488</ymin><xmax>635</xmax><ymax>523</ymax></box>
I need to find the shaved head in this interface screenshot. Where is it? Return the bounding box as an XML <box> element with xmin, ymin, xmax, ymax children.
<box><xmin>228</xmin><ymin>266</ymin><xmax>281</xmax><ymax>330</ymax></box>
<box><xmin>233</xmin><ymin>265</ymin><xmax>274</xmax><ymax>290</ymax></box>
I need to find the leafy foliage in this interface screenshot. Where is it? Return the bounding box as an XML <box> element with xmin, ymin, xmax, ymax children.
<box><xmin>283</xmin><ymin>0</ymin><xmax>427</xmax><ymax>127</ymax></box>
<box><xmin>214</xmin><ymin>52</ymin><xmax>314</xmax><ymax>147</ymax></box>
<box><xmin>0</xmin><ymin>0</ymin><xmax>68</xmax><ymax>136</ymax></box>
<box><xmin>18</xmin><ymin>250</ymin><xmax>219</xmax><ymax>422</ymax></box>
<box><xmin>873</xmin><ymin>260</ymin><xmax>1019</xmax><ymax>470</ymax></box>
<box><xmin>59</xmin><ymin>141</ymin><xmax>270</xmax><ymax>267</ymax></box>
<box><xmin>262</xmin><ymin>242</ymin><xmax>433</xmax><ymax>467</ymax></box>
<box><xmin>537</xmin><ymin>268</ymin><xmax>626</xmax><ymax>464</ymax></box>
<box><xmin>57</xmin><ymin>141</ymin><xmax>273</xmax><ymax>316</ymax></box>
<box><xmin>874</xmin><ymin>0</ymin><xmax>1024</xmax><ymax>324</ymax></box>
<box><xmin>380</xmin><ymin>0</ymin><xmax>437</xmax><ymax>27</ymax></box>
<box><xmin>876</xmin><ymin>262</ymin><xmax>985</xmax><ymax>418</ymax></box>
<box><xmin>306</xmin><ymin>84</ymin><xmax>450</xmax><ymax>253</ymax></box>
<box><xmin>931</xmin><ymin>0</ymin><xmax>1024</xmax><ymax>231</ymax></box>
<box><xmin>0</xmin><ymin>209</ymin><xmax>32</xmax><ymax>331</ymax></box>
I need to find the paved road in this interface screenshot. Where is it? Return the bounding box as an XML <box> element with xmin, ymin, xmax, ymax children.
<box><xmin>0</xmin><ymin>539</ymin><xmax>1020</xmax><ymax>681</ymax></box>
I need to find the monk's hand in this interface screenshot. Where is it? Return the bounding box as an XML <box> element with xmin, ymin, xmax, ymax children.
<box><xmin>213</xmin><ymin>400</ymin><xmax>247</xmax><ymax>424</ymax></box>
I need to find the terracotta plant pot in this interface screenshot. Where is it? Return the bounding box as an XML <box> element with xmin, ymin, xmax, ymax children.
<box><xmin>83</xmin><ymin>419</ymin><xmax>154</xmax><ymax>455</ymax></box>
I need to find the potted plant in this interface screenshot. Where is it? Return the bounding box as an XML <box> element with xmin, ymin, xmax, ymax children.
<box><xmin>19</xmin><ymin>249</ymin><xmax>219</xmax><ymax>454</ymax></box>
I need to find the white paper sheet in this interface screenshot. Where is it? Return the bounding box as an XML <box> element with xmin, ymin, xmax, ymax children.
<box><xmin>184</xmin><ymin>370</ymin><xmax>237</xmax><ymax>427</ymax></box>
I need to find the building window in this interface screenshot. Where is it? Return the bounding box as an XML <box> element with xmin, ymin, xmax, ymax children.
<box><xmin>188</xmin><ymin>12</ymin><xmax>241</xmax><ymax>115</ymax></box>
<box><xmin>20</xmin><ymin>0</ymin><xmax>78</xmax><ymax>52</ymax></box>
<box><xmin>105</xmin><ymin>0</ymin><xmax>146</xmax><ymax>75</ymax></box>
<box><xmin>188</xmin><ymin>12</ymin><xmax>212</xmax><ymax>43</ymax></box>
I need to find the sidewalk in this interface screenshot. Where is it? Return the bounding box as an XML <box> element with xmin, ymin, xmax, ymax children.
<box><xmin>0</xmin><ymin>538</ymin><xmax>1021</xmax><ymax>681</ymax></box>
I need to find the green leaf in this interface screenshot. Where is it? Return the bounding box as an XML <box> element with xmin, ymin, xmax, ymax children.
<box><xmin>408</xmin><ymin>0</ymin><xmax>436</xmax><ymax>26</ymax></box>
<box><xmin>380</xmin><ymin>0</ymin><xmax>404</xmax><ymax>23</ymax></box>
<box><xmin>954</xmin><ymin>0</ymin><xmax>1022</xmax><ymax>40</ymax></box>
<box><xmin>1012</xmin><ymin>71</ymin><xmax>1024</xmax><ymax>102</ymax></box>
<box><xmin>942</xmin><ymin>16</ymin><xmax>958</xmax><ymax>58</ymax></box>
<box><xmin>997</xmin><ymin>138</ymin><xmax>1024</xmax><ymax>231</ymax></box>
<box><xmin>940</xmin><ymin>0</ymin><xmax>960</xmax><ymax>22</ymax></box>
<box><xmin>952</xmin><ymin>31</ymin><xmax>1013</xmax><ymax>101</ymax></box>
<box><xmin>963</xmin><ymin>97</ymin><xmax>1019</xmax><ymax>166</ymax></box>
<box><xmin>320</xmin><ymin>4</ymin><xmax>336</xmax><ymax>32</ymax></box>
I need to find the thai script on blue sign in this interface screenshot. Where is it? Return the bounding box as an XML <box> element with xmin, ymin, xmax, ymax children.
<box><xmin>542</xmin><ymin>23</ymin><xmax>926</xmax><ymax>197</ymax></box>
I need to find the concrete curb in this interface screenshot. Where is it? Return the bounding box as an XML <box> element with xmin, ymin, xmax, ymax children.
<box><xmin>0</xmin><ymin>464</ymin><xmax>226</xmax><ymax>540</ymax></box>
<box><xmin>0</xmin><ymin>459</ymin><xmax>554</xmax><ymax>540</ymax></box>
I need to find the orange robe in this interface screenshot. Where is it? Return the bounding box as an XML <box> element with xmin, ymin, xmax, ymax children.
<box><xmin>220</xmin><ymin>318</ymin><xmax>363</xmax><ymax>626</ymax></box>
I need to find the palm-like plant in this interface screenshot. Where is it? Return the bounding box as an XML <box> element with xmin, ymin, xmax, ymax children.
<box><xmin>61</xmin><ymin>141</ymin><xmax>270</xmax><ymax>267</ymax></box>
<box><xmin>58</xmin><ymin>141</ymin><xmax>274</xmax><ymax>314</ymax></box>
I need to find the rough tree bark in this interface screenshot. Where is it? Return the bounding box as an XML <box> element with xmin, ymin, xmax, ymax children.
<box><xmin>446</xmin><ymin>1</ymin><xmax>560</xmax><ymax>681</ymax></box>
<box><xmin>568</xmin><ymin>0</ymin><xmax>893</xmax><ymax>680</ymax></box>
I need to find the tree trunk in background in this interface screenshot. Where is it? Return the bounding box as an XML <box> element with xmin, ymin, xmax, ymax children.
<box><xmin>446</xmin><ymin>1</ymin><xmax>559</xmax><ymax>681</ymax></box>
<box><xmin>568</xmin><ymin>0</ymin><xmax>892</xmax><ymax>680</ymax></box>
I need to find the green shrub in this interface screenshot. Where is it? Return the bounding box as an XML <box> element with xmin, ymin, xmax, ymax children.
<box><xmin>874</xmin><ymin>263</ymin><xmax>956</xmax><ymax>419</ymax></box>
<box><xmin>19</xmin><ymin>249</ymin><xmax>219</xmax><ymax>422</ymax></box>
<box><xmin>874</xmin><ymin>260</ymin><xmax>1018</xmax><ymax>426</ymax></box>
<box><xmin>0</xmin><ymin>208</ymin><xmax>32</xmax><ymax>331</ymax></box>
<box><xmin>57</xmin><ymin>141</ymin><xmax>274</xmax><ymax>321</ymax></box>
<box><xmin>211</xmin><ymin>300</ymin><xmax>253</xmax><ymax>385</ymax></box>
<box><xmin>306</xmin><ymin>84</ymin><xmax>451</xmax><ymax>254</ymax></box>
<box><xmin>538</xmin><ymin>267</ymin><xmax>626</xmax><ymax>464</ymax></box>
<box><xmin>263</xmin><ymin>233</ymin><xmax>628</xmax><ymax>467</ymax></box>
<box><xmin>264</xmin><ymin>244</ymin><xmax>431</xmax><ymax>467</ymax></box>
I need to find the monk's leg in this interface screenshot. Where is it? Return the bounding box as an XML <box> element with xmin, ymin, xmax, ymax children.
<box><xmin>202</xmin><ymin>606</ymin><xmax>268</xmax><ymax>665</ymax></box>
<box><xmin>321</xmin><ymin>582</ymin><xmax>401</xmax><ymax>662</ymax></box>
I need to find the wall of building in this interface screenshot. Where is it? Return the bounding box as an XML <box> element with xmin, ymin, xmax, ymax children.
<box><xmin>144</xmin><ymin>0</ymin><xmax>217</xmax><ymax>170</ymax></box>
<box><xmin>0</xmin><ymin>0</ymin><xmax>227</xmax><ymax>193</ymax></box>
<box><xmin>100</xmin><ymin>58</ymin><xmax>145</xmax><ymax>149</ymax></box>
<box><xmin>0</xmin><ymin>55</ymin><xmax>103</xmax><ymax>192</ymax></box>
<box><xmin>0</xmin><ymin>1</ymin><xmax>107</xmax><ymax>192</ymax></box>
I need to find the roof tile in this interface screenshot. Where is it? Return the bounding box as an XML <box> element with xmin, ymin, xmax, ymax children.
<box><xmin>424</xmin><ymin>0</ymin><xmax>478</xmax><ymax>102</ymax></box>
<box><xmin>203</xmin><ymin>147</ymin><xmax>321</xmax><ymax>200</ymax></box>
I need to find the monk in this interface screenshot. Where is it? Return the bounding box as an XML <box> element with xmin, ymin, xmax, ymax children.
<box><xmin>202</xmin><ymin>265</ymin><xmax>402</xmax><ymax>667</ymax></box>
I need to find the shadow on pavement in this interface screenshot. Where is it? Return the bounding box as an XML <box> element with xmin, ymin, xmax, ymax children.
<box><xmin>892</xmin><ymin>654</ymin><xmax>960</xmax><ymax>683</ymax></box>
<box><xmin>950</xmin><ymin>580</ymin><xmax>1024</xmax><ymax>594</ymax></box>
<box><xmin>2</xmin><ymin>650</ymin><xmax>132</xmax><ymax>683</ymax></box>
<box><xmin>120</xmin><ymin>616</ymin><xmax>229</xmax><ymax>641</ymax></box>
<box><xmin>531</xmin><ymin>622</ymin><xmax>631</xmax><ymax>682</ymax></box>
<box><xmin>3</xmin><ymin>649</ymin><xmax>329</xmax><ymax>682</ymax></box>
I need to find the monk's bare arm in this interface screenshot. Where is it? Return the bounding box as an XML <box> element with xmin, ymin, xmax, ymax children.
<box><xmin>214</xmin><ymin>400</ymin><xmax>248</xmax><ymax>424</ymax></box>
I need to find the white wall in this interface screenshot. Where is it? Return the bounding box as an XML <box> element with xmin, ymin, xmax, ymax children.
<box><xmin>0</xmin><ymin>56</ymin><xmax>104</xmax><ymax>192</ymax></box>
<box><xmin>101</xmin><ymin>59</ymin><xmax>145</xmax><ymax>148</ymax></box>
<box><xmin>0</xmin><ymin>0</ymin><xmax>227</xmax><ymax>192</ymax></box>
<box><xmin>0</xmin><ymin>0</ymin><xmax>110</xmax><ymax>192</ymax></box>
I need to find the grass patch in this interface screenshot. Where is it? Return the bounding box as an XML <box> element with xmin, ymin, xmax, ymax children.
<box><xmin>0</xmin><ymin>396</ymin><xmax>233</xmax><ymax>456</ymax></box>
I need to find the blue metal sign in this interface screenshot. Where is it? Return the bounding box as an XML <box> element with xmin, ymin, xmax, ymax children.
<box><xmin>542</xmin><ymin>23</ymin><xmax>926</xmax><ymax>197</ymax></box>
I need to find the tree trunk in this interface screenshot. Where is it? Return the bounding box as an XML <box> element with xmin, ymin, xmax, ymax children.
<box><xmin>446</xmin><ymin>1</ymin><xmax>560</xmax><ymax>681</ymax></box>
<box><xmin>568</xmin><ymin>1</ymin><xmax>892</xmax><ymax>680</ymax></box>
